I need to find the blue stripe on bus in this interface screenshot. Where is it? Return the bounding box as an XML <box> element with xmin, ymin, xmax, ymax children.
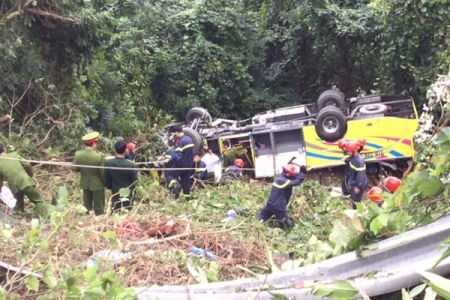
<box><xmin>365</xmin><ymin>142</ymin><xmax>383</xmax><ymax>149</ymax></box>
<box><xmin>389</xmin><ymin>150</ymin><xmax>403</xmax><ymax>157</ymax></box>
<box><xmin>306</xmin><ymin>152</ymin><xmax>343</xmax><ymax>161</ymax></box>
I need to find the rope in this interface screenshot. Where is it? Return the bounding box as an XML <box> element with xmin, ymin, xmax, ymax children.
<box><xmin>0</xmin><ymin>155</ymin><xmax>262</xmax><ymax>172</ymax></box>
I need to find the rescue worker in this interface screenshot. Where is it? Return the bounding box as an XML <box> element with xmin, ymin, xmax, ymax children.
<box><xmin>202</xmin><ymin>146</ymin><xmax>219</xmax><ymax>181</ymax></box>
<box><xmin>338</xmin><ymin>139</ymin><xmax>351</xmax><ymax>199</ymax></box>
<box><xmin>164</xmin><ymin>125</ymin><xmax>194</xmax><ymax>201</ymax></box>
<box><xmin>384</xmin><ymin>176</ymin><xmax>402</xmax><ymax>193</ymax></box>
<box><xmin>0</xmin><ymin>144</ymin><xmax>46</xmax><ymax>217</ymax></box>
<box><xmin>257</xmin><ymin>164</ymin><xmax>307</xmax><ymax>229</ymax></box>
<box><xmin>221</xmin><ymin>159</ymin><xmax>244</xmax><ymax>182</ymax></box>
<box><xmin>369</xmin><ymin>177</ymin><xmax>402</xmax><ymax>207</ymax></box>
<box><xmin>345</xmin><ymin>141</ymin><xmax>368</xmax><ymax>209</ymax></box>
<box><xmin>72</xmin><ymin>132</ymin><xmax>106</xmax><ymax>215</ymax></box>
<box><xmin>357</xmin><ymin>138</ymin><xmax>366</xmax><ymax>153</ymax></box>
<box><xmin>163</xmin><ymin>146</ymin><xmax>182</xmax><ymax>199</ymax></box>
<box><xmin>222</xmin><ymin>140</ymin><xmax>246</xmax><ymax>168</ymax></box>
<box><xmin>368</xmin><ymin>186</ymin><xmax>384</xmax><ymax>207</ymax></box>
<box><xmin>125</xmin><ymin>143</ymin><xmax>136</xmax><ymax>161</ymax></box>
<box><xmin>105</xmin><ymin>140</ymin><xmax>138</xmax><ymax>212</ymax></box>
<box><xmin>191</xmin><ymin>152</ymin><xmax>208</xmax><ymax>188</ymax></box>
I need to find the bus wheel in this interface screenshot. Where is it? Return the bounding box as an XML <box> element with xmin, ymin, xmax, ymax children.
<box><xmin>185</xmin><ymin>107</ymin><xmax>212</xmax><ymax>125</ymax></box>
<box><xmin>315</xmin><ymin>106</ymin><xmax>347</xmax><ymax>142</ymax></box>
<box><xmin>183</xmin><ymin>127</ymin><xmax>203</xmax><ymax>153</ymax></box>
<box><xmin>317</xmin><ymin>90</ymin><xmax>346</xmax><ymax>111</ymax></box>
<box><xmin>359</xmin><ymin>103</ymin><xmax>388</xmax><ymax>115</ymax></box>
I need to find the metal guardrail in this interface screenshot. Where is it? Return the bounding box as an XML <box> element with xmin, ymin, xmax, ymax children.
<box><xmin>135</xmin><ymin>214</ymin><xmax>450</xmax><ymax>300</ymax></box>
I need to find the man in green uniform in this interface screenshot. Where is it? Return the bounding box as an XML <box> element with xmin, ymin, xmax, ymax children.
<box><xmin>0</xmin><ymin>144</ymin><xmax>46</xmax><ymax>217</ymax></box>
<box><xmin>105</xmin><ymin>140</ymin><xmax>138</xmax><ymax>212</ymax></box>
<box><xmin>222</xmin><ymin>140</ymin><xmax>247</xmax><ymax>168</ymax></box>
<box><xmin>72</xmin><ymin>132</ymin><xmax>106</xmax><ymax>215</ymax></box>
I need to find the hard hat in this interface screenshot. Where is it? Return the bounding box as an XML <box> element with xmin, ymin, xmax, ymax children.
<box><xmin>368</xmin><ymin>186</ymin><xmax>384</xmax><ymax>204</ymax></box>
<box><xmin>357</xmin><ymin>138</ymin><xmax>366</xmax><ymax>147</ymax></box>
<box><xmin>384</xmin><ymin>176</ymin><xmax>402</xmax><ymax>193</ymax></box>
<box><xmin>344</xmin><ymin>141</ymin><xmax>359</xmax><ymax>153</ymax></box>
<box><xmin>126</xmin><ymin>143</ymin><xmax>136</xmax><ymax>151</ymax></box>
<box><xmin>282</xmin><ymin>165</ymin><xmax>297</xmax><ymax>177</ymax></box>
<box><xmin>234</xmin><ymin>159</ymin><xmax>244</xmax><ymax>168</ymax></box>
<box><xmin>337</xmin><ymin>139</ymin><xmax>348</xmax><ymax>149</ymax></box>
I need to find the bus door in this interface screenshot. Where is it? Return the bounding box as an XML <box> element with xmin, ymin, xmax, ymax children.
<box><xmin>218</xmin><ymin>133</ymin><xmax>255</xmax><ymax>169</ymax></box>
<box><xmin>272</xmin><ymin>125</ymin><xmax>307</xmax><ymax>176</ymax></box>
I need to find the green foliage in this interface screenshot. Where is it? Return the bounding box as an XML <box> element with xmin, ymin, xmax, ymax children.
<box><xmin>432</xmin><ymin>235</ymin><xmax>450</xmax><ymax>269</ymax></box>
<box><xmin>311</xmin><ymin>280</ymin><xmax>359</xmax><ymax>300</ymax></box>
<box><xmin>418</xmin><ymin>271</ymin><xmax>450</xmax><ymax>299</ymax></box>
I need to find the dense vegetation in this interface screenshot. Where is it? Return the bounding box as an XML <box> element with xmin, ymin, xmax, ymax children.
<box><xmin>1</xmin><ymin>0</ymin><xmax>450</xmax><ymax>153</ymax></box>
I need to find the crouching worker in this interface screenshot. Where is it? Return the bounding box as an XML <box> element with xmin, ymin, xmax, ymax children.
<box><xmin>0</xmin><ymin>144</ymin><xmax>46</xmax><ymax>218</ymax></box>
<box><xmin>257</xmin><ymin>165</ymin><xmax>306</xmax><ymax>229</ymax></box>
<box><xmin>369</xmin><ymin>176</ymin><xmax>402</xmax><ymax>207</ymax></box>
<box><xmin>191</xmin><ymin>152</ymin><xmax>208</xmax><ymax>189</ymax></box>
<box><xmin>220</xmin><ymin>159</ymin><xmax>244</xmax><ymax>183</ymax></box>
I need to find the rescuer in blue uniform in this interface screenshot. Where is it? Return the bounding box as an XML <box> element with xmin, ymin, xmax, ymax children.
<box><xmin>191</xmin><ymin>152</ymin><xmax>208</xmax><ymax>188</ymax></box>
<box><xmin>338</xmin><ymin>139</ymin><xmax>351</xmax><ymax>198</ymax></box>
<box><xmin>257</xmin><ymin>164</ymin><xmax>307</xmax><ymax>229</ymax></box>
<box><xmin>164</xmin><ymin>146</ymin><xmax>182</xmax><ymax>199</ymax></box>
<box><xmin>220</xmin><ymin>159</ymin><xmax>244</xmax><ymax>182</ymax></box>
<box><xmin>165</xmin><ymin>125</ymin><xmax>194</xmax><ymax>201</ymax></box>
<box><xmin>345</xmin><ymin>141</ymin><xmax>368</xmax><ymax>209</ymax></box>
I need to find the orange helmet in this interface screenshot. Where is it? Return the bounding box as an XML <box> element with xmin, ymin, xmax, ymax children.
<box><xmin>126</xmin><ymin>143</ymin><xmax>136</xmax><ymax>151</ymax></box>
<box><xmin>368</xmin><ymin>186</ymin><xmax>384</xmax><ymax>204</ymax></box>
<box><xmin>282</xmin><ymin>165</ymin><xmax>297</xmax><ymax>177</ymax></box>
<box><xmin>234</xmin><ymin>159</ymin><xmax>244</xmax><ymax>168</ymax></box>
<box><xmin>357</xmin><ymin>138</ymin><xmax>366</xmax><ymax>147</ymax></box>
<box><xmin>337</xmin><ymin>139</ymin><xmax>348</xmax><ymax>149</ymax></box>
<box><xmin>344</xmin><ymin>141</ymin><xmax>359</xmax><ymax>153</ymax></box>
<box><xmin>384</xmin><ymin>176</ymin><xmax>402</xmax><ymax>193</ymax></box>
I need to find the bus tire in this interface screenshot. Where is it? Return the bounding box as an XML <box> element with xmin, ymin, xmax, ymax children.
<box><xmin>183</xmin><ymin>127</ymin><xmax>203</xmax><ymax>153</ymax></box>
<box><xmin>359</xmin><ymin>104</ymin><xmax>388</xmax><ymax>115</ymax></box>
<box><xmin>315</xmin><ymin>106</ymin><xmax>347</xmax><ymax>142</ymax></box>
<box><xmin>185</xmin><ymin>107</ymin><xmax>212</xmax><ymax>125</ymax></box>
<box><xmin>317</xmin><ymin>90</ymin><xmax>346</xmax><ymax>111</ymax></box>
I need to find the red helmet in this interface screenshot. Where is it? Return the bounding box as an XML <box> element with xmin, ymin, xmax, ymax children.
<box><xmin>344</xmin><ymin>141</ymin><xmax>359</xmax><ymax>153</ymax></box>
<box><xmin>357</xmin><ymin>138</ymin><xmax>366</xmax><ymax>147</ymax></box>
<box><xmin>282</xmin><ymin>165</ymin><xmax>297</xmax><ymax>177</ymax></box>
<box><xmin>126</xmin><ymin>143</ymin><xmax>136</xmax><ymax>151</ymax></box>
<box><xmin>368</xmin><ymin>186</ymin><xmax>384</xmax><ymax>204</ymax></box>
<box><xmin>337</xmin><ymin>139</ymin><xmax>348</xmax><ymax>149</ymax></box>
<box><xmin>384</xmin><ymin>176</ymin><xmax>402</xmax><ymax>193</ymax></box>
<box><xmin>234</xmin><ymin>159</ymin><xmax>244</xmax><ymax>168</ymax></box>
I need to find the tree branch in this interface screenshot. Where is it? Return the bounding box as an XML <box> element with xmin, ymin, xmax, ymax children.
<box><xmin>2</xmin><ymin>0</ymin><xmax>34</xmax><ymax>21</ymax></box>
<box><xmin>26</xmin><ymin>8</ymin><xmax>75</xmax><ymax>23</ymax></box>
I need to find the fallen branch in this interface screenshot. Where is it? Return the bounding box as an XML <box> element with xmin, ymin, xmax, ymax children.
<box><xmin>26</xmin><ymin>8</ymin><xmax>75</xmax><ymax>22</ymax></box>
<box><xmin>3</xmin><ymin>0</ymin><xmax>33</xmax><ymax>21</ymax></box>
<box><xmin>128</xmin><ymin>220</ymin><xmax>245</xmax><ymax>246</ymax></box>
<box><xmin>128</xmin><ymin>222</ymin><xmax>191</xmax><ymax>246</ymax></box>
<box><xmin>0</xmin><ymin>261</ymin><xmax>43</xmax><ymax>279</ymax></box>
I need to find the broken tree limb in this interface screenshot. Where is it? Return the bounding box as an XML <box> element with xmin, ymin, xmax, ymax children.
<box><xmin>0</xmin><ymin>260</ymin><xmax>43</xmax><ymax>279</ymax></box>
<box><xmin>128</xmin><ymin>220</ymin><xmax>245</xmax><ymax>246</ymax></box>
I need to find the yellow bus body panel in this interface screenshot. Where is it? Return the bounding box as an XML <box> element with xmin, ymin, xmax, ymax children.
<box><xmin>303</xmin><ymin>117</ymin><xmax>418</xmax><ymax>169</ymax></box>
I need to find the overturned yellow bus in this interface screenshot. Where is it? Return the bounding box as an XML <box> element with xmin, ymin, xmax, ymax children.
<box><xmin>167</xmin><ymin>91</ymin><xmax>418</xmax><ymax>179</ymax></box>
